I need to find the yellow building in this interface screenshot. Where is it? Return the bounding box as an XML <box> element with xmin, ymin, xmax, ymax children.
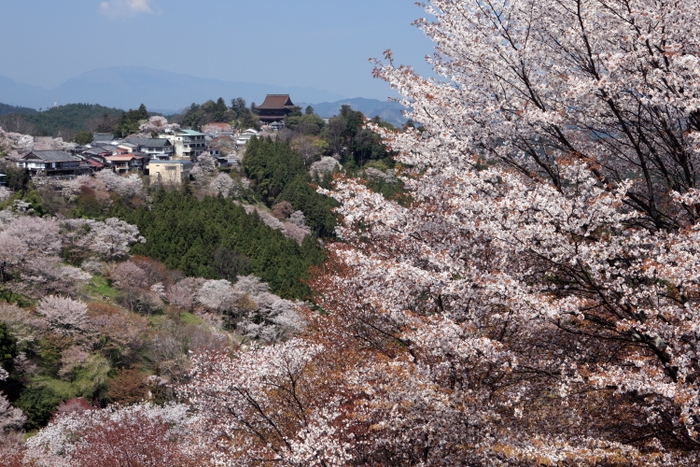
<box><xmin>148</xmin><ymin>160</ymin><xmax>193</xmax><ymax>185</ymax></box>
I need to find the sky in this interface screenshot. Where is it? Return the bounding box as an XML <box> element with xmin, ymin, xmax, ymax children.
<box><xmin>0</xmin><ymin>0</ymin><xmax>436</xmax><ymax>100</ymax></box>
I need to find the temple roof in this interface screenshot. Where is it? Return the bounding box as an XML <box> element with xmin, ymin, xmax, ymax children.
<box><xmin>256</xmin><ymin>94</ymin><xmax>295</xmax><ymax>109</ymax></box>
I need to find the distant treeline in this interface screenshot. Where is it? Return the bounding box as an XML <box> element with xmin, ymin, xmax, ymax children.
<box><xmin>0</xmin><ymin>103</ymin><xmax>123</xmax><ymax>139</ymax></box>
<box><xmin>0</xmin><ymin>103</ymin><xmax>37</xmax><ymax>117</ymax></box>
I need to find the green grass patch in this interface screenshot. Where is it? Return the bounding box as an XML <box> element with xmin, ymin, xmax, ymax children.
<box><xmin>178</xmin><ymin>311</ymin><xmax>202</xmax><ymax>326</ymax></box>
<box><xmin>84</xmin><ymin>274</ymin><xmax>118</xmax><ymax>300</ymax></box>
<box><xmin>148</xmin><ymin>314</ymin><xmax>167</xmax><ymax>327</ymax></box>
<box><xmin>0</xmin><ymin>287</ymin><xmax>35</xmax><ymax>308</ymax></box>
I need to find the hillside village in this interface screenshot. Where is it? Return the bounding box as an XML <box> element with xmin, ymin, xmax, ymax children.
<box><xmin>3</xmin><ymin>95</ymin><xmax>297</xmax><ymax>181</ymax></box>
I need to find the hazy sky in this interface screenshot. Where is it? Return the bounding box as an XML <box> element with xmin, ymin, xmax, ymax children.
<box><xmin>1</xmin><ymin>0</ymin><xmax>436</xmax><ymax>100</ymax></box>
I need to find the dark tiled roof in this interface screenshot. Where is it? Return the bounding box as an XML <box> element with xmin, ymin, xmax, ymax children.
<box><xmin>256</xmin><ymin>94</ymin><xmax>294</xmax><ymax>109</ymax></box>
<box><xmin>23</xmin><ymin>150</ymin><xmax>81</xmax><ymax>162</ymax></box>
<box><xmin>124</xmin><ymin>138</ymin><xmax>171</xmax><ymax>149</ymax></box>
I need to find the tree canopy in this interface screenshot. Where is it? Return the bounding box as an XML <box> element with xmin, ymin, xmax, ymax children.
<box><xmin>175</xmin><ymin>1</ymin><xmax>700</xmax><ymax>465</ymax></box>
<box><xmin>115</xmin><ymin>188</ymin><xmax>324</xmax><ymax>299</ymax></box>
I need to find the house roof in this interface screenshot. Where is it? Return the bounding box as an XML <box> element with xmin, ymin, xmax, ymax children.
<box><xmin>83</xmin><ymin>148</ymin><xmax>110</xmax><ymax>156</ymax></box>
<box><xmin>256</xmin><ymin>94</ymin><xmax>295</xmax><ymax>109</ymax></box>
<box><xmin>93</xmin><ymin>133</ymin><xmax>114</xmax><ymax>141</ymax></box>
<box><xmin>178</xmin><ymin>129</ymin><xmax>206</xmax><ymax>136</ymax></box>
<box><xmin>106</xmin><ymin>154</ymin><xmax>141</xmax><ymax>162</ymax></box>
<box><xmin>125</xmin><ymin>138</ymin><xmax>172</xmax><ymax>148</ymax></box>
<box><xmin>86</xmin><ymin>159</ymin><xmax>105</xmax><ymax>168</ymax></box>
<box><xmin>22</xmin><ymin>150</ymin><xmax>81</xmax><ymax>162</ymax></box>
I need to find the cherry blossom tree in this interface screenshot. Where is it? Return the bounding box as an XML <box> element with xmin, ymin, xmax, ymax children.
<box><xmin>138</xmin><ymin>115</ymin><xmax>180</xmax><ymax>137</ymax></box>
<box><xmin>181</xmin><ymin>339</ymin><xmax>352</xmax><ymax>467</ymax></box>
<box><xmin>300</xmin><ymin>0</ymin><xmax>700</xmax><ymax>463</ymax></box>
<box><xmin>0</xmin><ymin>368</ymin><xmax>25</xmax><ymax>435</ymax></box>
<box><xmin>109</xmin><ymin>260</ymin><xmax>149</xmax><ymax>289</ymax></box>
<box><xmin>189</xmin><ymin>276</ymin><xmax>302</xmax><ymax>342</ymax></box>
<box><xmin>207</xmin><ymin>172</ymin><xmax>235</xmax><ymax>197</ymax></box>
<box><xmin>60</xmin><ymin>217</ymin><xmax>145</xmax><ymax>262</ymax></box>
<box><xmin>36</xmin><ymin>296</ymin><xmax>91</xmax><ymax>338</ymax></box>
<box><xmin>0</xmin><ymin>186</ymin><xmax>11</xmax><ymax>201</ymax></box>
<box><xmin>178</xmin><ymin>1</ymin><xmax>700</xmax><ymax>465</ymax></box>
<box><xmin>94</xmin><ymin>170</ymin><xmax>144</xmax><ymax>198</ymax></box>
<box><xmin>0</xmin><ymin>214</ymin><xmax>90</xmax><ymax>295</ymax></box>
<box><xmin>24</xmin><ymin>403</ymin><xmax>200</xmax><ymax>467</ymax></box>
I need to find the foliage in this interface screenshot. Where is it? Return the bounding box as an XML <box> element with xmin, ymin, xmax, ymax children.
<box><xmin>172</xmin><ymin>96</ymin><xmax>258</xmax><ymax>130</ymax></box>
<box><xmin>2</xmin><ymin>104</ymin><xmax>122</xmax><ymax>137</ymax></box>
<box><xmin>0</xmin><ymin>103</ymin><xmax>37</xmax><ymax>117</ymax></box>
<box><xmin>115</xmin><ymin>188</ymin><xmax>324</xmax><ymax>299</ymax></box>
<box><xmin>13</xmin><ymin>384</ymin><xmax>62</xmax><ymax>430</ymax></box>
<box><xmin>242</xmin><ymin>136</ymin><xmax>307</xmax><ymax>204</ymax></box>
<box><xmin>113</xmin><ymin>104</ymin><xmax>149</xmax><ymax>138</ymax></box>
<box><xmin>0</xmin><ymin>322</ymin><xmax>18</xmax><ymax>373</ymax></box>
<box><xmin>106</xmin><ymin>368</ymin><xmax>147</xmax><ymax>404</ymax></box>
<box><xmin>73</xmin><ymin>131</ymin><xmax>93</xmax><ymax>145</ymax></box>
<box><xmin>0</xmin><ymin>161</ymin><xmax>30</xmax><ymax>193</ymax></box>
<box><xmin>242</xmin><ymin>136</ymin><xmax>338</xmax><ymax>236</ymax></box>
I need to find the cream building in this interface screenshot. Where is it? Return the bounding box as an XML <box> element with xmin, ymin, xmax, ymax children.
<box><xmin>148</xmin><ymin>160</ymin><xmax>193</xmax><ymax>185</ymax></box>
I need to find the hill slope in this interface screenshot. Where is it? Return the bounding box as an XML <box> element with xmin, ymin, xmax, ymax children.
<box><xmin>303</xmin><ymin>97</ymin><xmax>407</xmax><ymax>126</ymax></box>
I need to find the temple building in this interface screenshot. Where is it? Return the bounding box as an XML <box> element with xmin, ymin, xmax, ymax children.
<box><xmin>254</xmin><ymin>94</ymin><xmax>296</xmax><ymax>124</ymax></box>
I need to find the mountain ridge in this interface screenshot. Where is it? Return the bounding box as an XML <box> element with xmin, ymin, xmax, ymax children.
<box><xmin>0</xmin><ymin>67</ymin><xmax>407</xmax><ymax>126</ymax></box>
<box><xmin>0</xmin><ymin>67</ymin><xmax>349</xmax><ymax>112</ymax></box>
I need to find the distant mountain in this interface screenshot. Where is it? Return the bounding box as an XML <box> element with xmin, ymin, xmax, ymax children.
<box><xmin>0</xmin><ymin>67</ymin><xmax>348</xmax><ymax>112</ymax></box>
<box><xmin>304</xmin><ymin>97</ymin><xmax>407</xmax><ymax>126</ymax></box>
<box><xmin>0</xmin><ymin>75</ymin><xmax>52</xmax><ymax>109</ymax></box>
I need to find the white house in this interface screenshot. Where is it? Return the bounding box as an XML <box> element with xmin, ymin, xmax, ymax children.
<box><xmin>159</xmin><ymin>129</ymin><xmax>207</xmax><ymax>159</ymax></box>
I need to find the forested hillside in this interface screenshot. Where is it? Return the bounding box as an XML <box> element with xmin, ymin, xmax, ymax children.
<box><xmin>0</xmin><ymin>162</ymin><xmax>323</xmax><ymax>441</ymax></box>
<box><xmin>8</xmin><ymin>0</ymin><xmax>700</xmax><ymax>463</ymax></box>
<box><xmin>0</xmin><ymin>103</ymin><xmax>36</xmax><ymax>117</ymax></box>
<box><xmin>116</xmin><ymin>189</ymin><xmax>324</xmax><ymax>299</ymax></box>
<box><xmin>0</xmin><ymin>103</ymin><xmax>123</xmax><ymax>138</ymax></box>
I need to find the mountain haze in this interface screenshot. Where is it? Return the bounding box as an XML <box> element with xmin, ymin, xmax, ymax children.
<box><xmin>0</xmin><ymin>67</ymin><xmax>349</xmax><ymax>113</ymax></box>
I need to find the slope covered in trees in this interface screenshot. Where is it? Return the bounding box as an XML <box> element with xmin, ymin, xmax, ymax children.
<box><xmin>114</xmin><ymin>188</ymin><xmax>324</xmax><ymax>300</ymax></box>
<box><xmin>21</xmin><ymin>104</ymin><xmax>123</xmax><ymax>136</ymax></box>
<box><xmin>11</xmin><ymin>0</ymin><xmax>700</xmax><ymax>464</ymax></box>
<box><xmin>0</xmin><ymin>103</ymin><xmax>36</xmax><ymax>117</ymax></box>
<box><xmin>242</xmin><ymin>136</ymin><xmax>338</xmax><ymax>237</ymax></box>
<box><xmin>0</xmin><ymin>174</ymin><xmax>308</xmax><ymax>441</ymax></box>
